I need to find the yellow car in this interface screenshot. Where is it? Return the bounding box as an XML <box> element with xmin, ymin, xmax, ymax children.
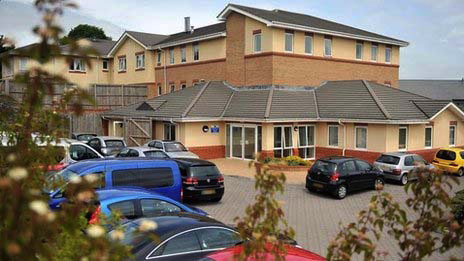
<box><xmin>432</xmin><ymin>148</ymin><xmax>464</xmax><ymax>177</ymax></box>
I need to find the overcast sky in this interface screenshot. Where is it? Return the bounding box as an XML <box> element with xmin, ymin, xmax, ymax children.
<box><xmin>1</xmin><ymin>0</ymin><xmax>463</xmax><ymax>79</ymax></box>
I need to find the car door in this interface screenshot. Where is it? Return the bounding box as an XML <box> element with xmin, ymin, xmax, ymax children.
<box><xmin>403</xmin><ymin>156</ymin><xmax>415</xmax><ymax>179</ymax></box>
<box><xmin>139</xmin><ymin>198</ymin><xmax>183</xmax><ymax>217</ymax></box>
<box><xmin>195</xmin><ymin>227</ymin><xmax>242</xmax><ymax>255</ymax></box>
<box><xmin>144</xmin><ymin>230</ymin><xmax>203</xmax><ymax>261</ymax></box>
<box><xmin>107</xmin><ymin>200</ymin><xmax>139</xmax><ymax>219</ymax></box>
<box><xmin>339</xmin><ymin>160</ymin><xmax>362</xmax><ymax>191</ymax></box>
<box><xmin>355</xmin><ymin>160</ymin><xmax>376</xmax><ymax>189</ymax></box>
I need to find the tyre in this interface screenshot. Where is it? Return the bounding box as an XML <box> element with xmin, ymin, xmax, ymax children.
<box><xmin>400</xmin><ymin>174</ymin><xmax>408</xmax><ymax>186</ymax></box>
<box><xmin>334</xmin><ymin>184</ymin><xmax>347</xmax><ymax>199</ymax></box>
<box><xmin>374</xmin><ymin>178</ymin><xmax>385</xmax><ymax>189</ymax></box>
<box><xmin>458</xmin><ymin>168</ymin><xmax>464</xmax><ymax>177</ymax></box>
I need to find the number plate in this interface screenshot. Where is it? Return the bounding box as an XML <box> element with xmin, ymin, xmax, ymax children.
<box><xmin>313</xmin><ymin>183</ymin><xmax>323</xmax><ymax>189</ymax></box>
<box><xmin>201</xmin><ymin>190</ymin><xmax>216</xmax><ymax>195</ymax></box>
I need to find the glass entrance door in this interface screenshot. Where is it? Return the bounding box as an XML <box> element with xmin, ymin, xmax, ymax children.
<box><xmin>232</xmin><ymin>126</ymin><xmax>243</xmax><ymax>158</ymax></box>
<box><xmin>244</xmin><ymin>127</ymin><xmax>256</xmax><ymax>159</ymax></box>
<box><xmin>228</xmin><ymin>124</ymin><xmax>259</xmax><ymax>159</ymax></box>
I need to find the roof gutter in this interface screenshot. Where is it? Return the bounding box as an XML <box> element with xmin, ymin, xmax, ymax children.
<box><xmin>149</xmin><ymin>32</ymin><xmax>226</xmax><ymax>50</ymax></box>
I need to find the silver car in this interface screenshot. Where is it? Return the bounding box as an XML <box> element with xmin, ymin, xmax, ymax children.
<box><xmin>373</xmin><ymin>152</ymin><xmax>435</xmax><ymax>185</ymax></box>
<box><xmin>115</xmin><ymin>147</ymin><xmax>170</xmax><ymax>158</ymax></box>
<box><xmin>143</xmin><ymin>140</ymin><xmax>199</xmax><ymax>159</ymax></box>
<box><xmin>87</xmin><ymin>136</ymin><xmax>127</xmax><ymax>156</ymax></box>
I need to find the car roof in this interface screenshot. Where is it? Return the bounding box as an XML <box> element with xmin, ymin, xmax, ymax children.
<box><xmin>73</xmin><ymin>133</ymin><xmax>97</xmax><ymax>136</ymax></box>
<box><xmin>380</xmin><ymin>152</ymin><xmax>417</xmax><ymax>157</ymax></box>
<box><xmin>173</xmin><ymin>158</ymin><xmax>215</xmax><ymax>167</ymax></box>
<box><xmin>127</xmin><ymin>147</ymin><xmax>164</xmax><ymax>152</ymax></box>
<box><xmin>319</xmin><ymin>156</ymin><xmax>355</xmax><ymax>163</ymax></box>
<box><xmin>95</xmin><ymin>136</ymin><xmax>125</xmax><ymax>140</ymax></box>
<box><xmin>66</xmin><ymin>158</ymin><xmax>177</xmax><ymax>174</ymax></box>
<box><xmin>438</xmin><ymin>147</ymin><xmax>464</xmax><ymax>152</ymax></box>
<box><xmin>96</xmin><ymin>188</ymin><xmax>163</xmax><ymax>202</ymax></box>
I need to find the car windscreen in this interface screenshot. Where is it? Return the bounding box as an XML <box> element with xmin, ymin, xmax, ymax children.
<box><xmin>311</xmin><ymin>160</ymin><xmax>336</xmax><ymax>174</ymax></box>
<box><xmin>44</xmin><ymin>168</ymin><xmax>78</xmax><ymax>193</ymax></box>
<box><xmin>143</xmin><ymin>150</ymin><xmax>169</xmax><ymax>158</ymax></box>
<box><xmin>77</xmin><ymin>134</ymin><xmax>97</xmax><ymax>141</ymax></box>
<box><xmin>375</xmin><ymin>155</ymin><xmax>400</xmax><ymax>165</ymax></box>
<box><xmin>104</xmin><ymin>140</ymin><xmax>125</xmax><ymax>148</ymax></box>
<box><xmin>189</xmin><ymin>165</ymin><xmax>220</xmax><ymax>177</ymax></box>
<box><xmin>164</xmin><ymin>142</ymin><xmax>187</xmax><ymax>152</ymax></box>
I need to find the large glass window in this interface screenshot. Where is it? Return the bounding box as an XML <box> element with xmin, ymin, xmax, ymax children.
<box><xmin>425</xmin><ymin>126</ymin><xmax>432</xmax><ymax>148</ymax></box>
<box><xmin>328</xmin><ymin>125</ymin><xmax>339</xmax><ymax>147</ymax></box>
<box><xmin>304</xmin><ymin>34</ymin><xmax>313</xmax><ymax>54</ymax></box>
<box><xmin>180</xmin><ymin>46</ymin><xmax>186</xmax><ymax>63</ymax></box>
<box><xmin>355</xmin><ymin>126</ymin><xmax>367</xmax><ymax>149</ymax></box>
<box><xmin>385</xmin><ymin>47</ymin><xmax>392</xmax><ymax>63</ymax></box>
<box><xmin>284</xmin><ymin>32</ymin><xmax>293</xmax><ymax>52</ymax></box>
<box><xmin>324</xmin><ymin>37</ymin><xmax>332</xmax><ymax>56</ymax></box>
<box><xmin>169</xmin><ymin>48</ymin><xmax>175</xmax><ymax>64</ymax></box>
<box><xmin>274</xmin><ymin>126</ymin><xmax>293</xmax><ymax>158</ymax></box>
<box><xmin>450</xmin><ymin>125</ymin><xmax>456</xmax><ymax>146</ymax></box>
<box><xmin>298</xmin><ymin>125</ymin><xmax>315</xmax><ymax>159</ymax></box>
<box><xmin>253</xmin><ymin>33</ymin><xmax>262</xmax><ymax>53</ymax></box>
<box><xmin>69</xmin><ymin>58</ymin><xmax>86</xmax><ymax>72</ymax></box>
<box><xmin>193</xmin><ymin>43</ymin><xmax>199</xmax><ymax>61</ymax></box>
<box><xmin>399</xmin><ymin>126</ymin><xmax>408</xmax><ymax>150</ymax></box>
<box><xmin>356</xmin><ymin>42</ymin><xmax>363</xmax><ymax>60</ymax></box>
<box><xmin>371</xmin><ymin>43</ymin><xmax>378</xmax><ymax>61</ymax></box>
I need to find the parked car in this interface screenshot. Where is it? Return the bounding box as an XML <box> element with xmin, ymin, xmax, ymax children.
<box><xmin>175</xmin><ymin>158</ymin><xmax>224</xmax><ymax>202</ymax></box>
<box><xmin>109</xmin><ymin>213</ymin><xmax>242</xmax><ymax>260</ymax></box>
<box><xmin>46</xmin><ymin>158</ymin><xmax>183</xmax><ymax>208</ymax></box>
<box><xmin>144</xmin><ymin>140</ymin><xmax>199</xmax><ymax>159</ymax></box>
<box><xmin>374</xmin><ymin>152</ymin><xmax>435</xmax><ymax>185</ymax></box>
<box><xmin>115</xmin><ymin>147</ymin><xmax>170</xmax><ymax>159</ymax></box>
<box><xmin>432</xmin><ymin>148</ymin><xmax>464</xmax><ymax>177</ymax></box>
<box><xmin>71</xmin><ymin>133</ymin><xmax>97</xmax><ymax>142</ymax></box>
<box><xmin>87</xmin><ymin>136</ymin><xmax>127</xmax><ymax>156</ymax></box>
<box><xmin>204</xmin><ymin>243</ymin><xmax>325</xmax><ymax>261</ymax></box>
<box><xmin>306</xmin><ymin>156</ymin><xmax>384</xmax><ymax>199</ymax></box>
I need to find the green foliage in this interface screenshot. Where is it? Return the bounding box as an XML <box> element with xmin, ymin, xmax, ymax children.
<box><xmin>234</xmin><ymin>160</ymin><xmax>295</xmax><ymax>260</ymax></box>
<box><xmin>284</xmin><ymin>156</ymin><xmax>310</xmax><ymax>166</ymax></box>
<box><xmin>60</xmin><ymin>24</ymin><xmax>110</xmax><ymax>45</ymax></box>
<box><xmin>327</xmin><ymin>166</ymin><xmax>464</xmax><ymax>260</ymax></box>
<box><xmin>451</xmin><ymin>189</ymin><xmax>464</xmax><ymax>223</ymax></box>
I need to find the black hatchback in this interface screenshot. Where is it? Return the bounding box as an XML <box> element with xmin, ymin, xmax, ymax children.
<box><xmin>174</xmin><ymin>158</ymin><xmax>224</xmax><ymax>202</ymax></box>
<box><xmin>305</xmin><ymin>156</ymin><xmax>384</xmax><ymax>199</ymax></box>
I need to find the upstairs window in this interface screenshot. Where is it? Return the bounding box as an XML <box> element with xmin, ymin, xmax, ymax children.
<box><xmin>181</xmin><ymin>84</ymin><xmax>186</xmax><ymax>89</ymax></box>
<box><xmin>385</xmin><ymin>46</ymin><xmax>392</xmax><ymax>63</ymax></box>
<box><xmin>328</xmin><ymin>125</ymin><xmax>338</xmax><ymax>147</ymax></box>
<box><xmin>157</xmin><ymin>51</ymin><xmax>162</xmax><ymax>65</ymax></box>
<box><xmin>371</xmin><ymin>43</ymin><xmax>378</xmax><ymax>62</ymax></box>
<box><xmin>69</xmin><ymin>58</ymin><xmax>86</xmax><ymax>72</ymax></box>
<box><xmin>304</xmin><ymin>33</ymin><xmax>313</xmax><ymax>54</ymax></box>
<box><xmin>118</xmin><ymin>57</ymin><xmax>126</xmax><ymax>72</ymax></box>
<box><xmin>356</xmin><ymin>41</ymin><xmax>363</xmax><ymax>60</ymax></box>
<box><xmin>284</xmin><ymin>31</ymin><xmax>294</xmax><ymax>52</ymax></box>
<box><xmin>136</xmin><ymin>53</ymin><xmax>145</xmax><ymax>69</ymax></box>
<box><xmin>425</xmin><ymin>126</ymin><xmax>432</xmax><ymax>148</ymax></box>
<box><xmin>19</xmin><ymin>58</ymin><xmax>28</xmax><ymax>72</ymax></box>
<box><xmin>102</xmin><ymin>59</ymin><xmax>109</xmax><ymax>71</ymax></box>
<box><xmin>157</xmin><ymin>84</ymin><xmax>162</xmax><ymax>96</ymax></box>
<box><xmin>450</xmin><ymin>125</ymin><xmax>456</xmax><ymax>146</ymax></box>
<box><xmin>193</xmin><ymin>43</ymin><xmax>200</xmax><ymax>61</ymax></box>
<box><xmin>324</xmin><ymin>36</ymin><xmax>332</xmax><ymax>56</ymax></box>
<box><xmin>170</xmin><ymin>84</ymin><xmax>175</xmax><ymax>93</ymax></box>
<box><xmin>253</xmin><ymin>30</ymin><xmax>262</xmax><ymax>53</ymax></box>
<box><xmin>180</xmin><ymin>45</ymin><xmax>186</xmax><ymax>63</ymax></box>
<box><xmin>169</xmin><ymin>48</ymin><xmax>174</xmax><ymax>64</ymax></box>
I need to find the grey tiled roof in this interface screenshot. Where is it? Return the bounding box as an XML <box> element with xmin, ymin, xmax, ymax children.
<box><xmin>154</xmin><ymin>23</ymin><xmax>226</xmax><ymax>47</ymax></box>
<box><xmin>399</xmin><ymin>80</ymin><xmax>464</xmax><ymax>100</ymax></box>
<box><xmin>7</xmin><ymin>39</ymin><xmax>117</xmax><ymax>56</ymax></box>
<box><xmin>269</xmin><ymin>89</ymin><xmax>317</xmax><ymax>119</ymax></box>
<box><xmin>224</xmin><ymin>4</ymin><xmax>407</xmax><ymax>45</ymax></box>
<box><xmin>222</xmin><ymin>89</ymin><xmax>270</xmax><ymax>119</ymax></box>
<box><xmin>125</xmin><ymin>31</ymin><xmax>168</xmax><ymax>47</ymax></box>
<box><xmin>188</xmin><ymin>81</ymin><xmax>234</xmax><ymax>117</ymax></box>
<box><xmin>413</xmin><ymin>100</ymin><xmax>451</xmax><ymax>118</ymax></box>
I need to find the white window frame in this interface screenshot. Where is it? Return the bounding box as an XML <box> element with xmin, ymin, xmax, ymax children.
<box><xmin>425</xmin><ymin>126</ymin><xmax>433</xmax><ymax>149</ymax></box>
<box><xmin>371</xmin><ymin>44</ymin><xmax>378</xmax><ymax>62</ymax></box>
<box><xmin>118</xmin><ymin>57</ymin><xmax>126</xmax><ymax>72</ymax></box>
<box><xmin>169</xmin><ymin>49</ymin><xmax>175</xmax><ymax>64</ymax></box>
<box><xmin>356</xmin><ymin>42</ymin><xmax>363</xmax><ymax>60</ymax></box>
<box><xmin>449</xmin><ymin>125</ymin><xmax>456</xmax><ymax>147</ymax></box>
<box><xmin>157</xmin><ymin>51</ymin><xmax>162</xmax><ymax>64</ymax></box>
<box><xmin>135</xmin><ymin>53</ymin><xmax>145</xmax><ymax>69</ymax></box>
<box><xmin>69</xmin><ymin>58</ymin><xmax>86</xmax><ymax>72</ymax></box>
<box><xmin>193</xmin><ymin>43</ymin><xmax>199</xmax><ymax>61</ymax></box>
<box><xmin>385</xmin><ymin>47</ymin><xmax>392</xmax><ymax>64</ymax></box>
<box><xmin>102</xmin><ymin>59</ymin><xmax>109</xmax><ymax>71</ymax></box>
<box><xmin>324</xmin><ymin>38</ymin><xmax>332</xmax><ymax>57</ymax></box>
<box><xmin>398</xmin><ymin>126</ymin><xmax>408</xmax><ymax>151</ymax></box>
<box><xmin>164</xmin><ymin>123</ymin><xmax>176</xmax><ymax>141</ymax></box>
<box><xmin>298</xmin><ymin>125</ymin><xmax>315</xmax><ymax>159</ymax></box>
<box><xmin>253</xmin><ymin>33</ymin><xmax>262</xmax><ymax>53</ymax></box>
<box><xmin>19</xmin><ymin>57</ymin><xmax>28</xmax><ymax>72</ymax></box>
<box><xmin>355</xmin><ymin>126</ymin><xmax>368</xmax><ymax>150</ymax></box>
<box><xmin>274</xmin><ymin>126</ymin><xmax>293</xmax><ymax>158</ymax></box>
<box><xmin>328</xmin><ymin>125</ymin><xmax>339</xmax><ymax>147</ymax></box>
<box><xmin>284</xmin><ymin>32</ymin><xmax>294</xmax><ymax>53</ymax></box>
<box><xmin>304</xmin><ymin>35</ymin><xmax>313</xmax><ymax>55</ymax></box>
<box><xmin>180</xmin><ymin>46</ymin><xmax>186</xmax><ymax>63</ymax></box>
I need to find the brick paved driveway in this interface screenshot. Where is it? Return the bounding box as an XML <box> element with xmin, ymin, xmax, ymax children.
<box><xmin>191</xmin><ymin>175</ymin><xmax>464</xmax><ymax>260</ymax></box>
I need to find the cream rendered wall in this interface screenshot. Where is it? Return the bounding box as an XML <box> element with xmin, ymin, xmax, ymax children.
<box><xmin>407</xmin><ymin>124</ymin><xmax>425</xmax><ymax>150</ymax></box>
<box><xmin>112</xmin><ymin>38</ymin><xmax>155</xmax><ymax>84</ymax></box>
<box><xmin>245</xmin><ymin>17</ymin><xmax>273</xmax><ymax>54</ymax></box>
<box><xmin>333</xmin><ymin>37</ymin><xmax>355</xmax><ymax>60</ymax></box>
<box><xmin>157</xmin><ymin>38</ymin><xmax>226</xmax><ymax>66</ymax></box>
<box><xmin>432</xmin><ymin>109</ymin><xmax>464</xmax><ymax>148</ymax></box>
<box><xmin>261</xmin><ymin>123</ymin><xmax>274</xmax><ymax>151</ymax></box>
<box><xmin>366</xmin><ymin>124</ymin><xmax>387</xmax><ymax>151</ymax></box>
<box><xmin>385</xmin><ymin>125</ymin><xmax>400</xmax><ymax>152</ymax></box>
<box><xmin>182</xmin><ymin>122</ymin><xmax>225</xmax><ymax>147</ymax></box>
<box><xmin>154</xmin><ymin>121</ymin><xmax>164</xmax><ymax>140</ymax></box>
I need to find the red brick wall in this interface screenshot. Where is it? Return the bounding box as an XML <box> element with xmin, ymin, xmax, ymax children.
<box><xmin>189</xmin><ymin>145</ymin><xmax>226</xmax><ymax>160</ymax></box>
<box><xmin>407</xmin><ymin>148</ymin><xmax>439</xmax><ymax>163</ymax></box>
<box><xmin>315</xmin><ymin>147</ymin><xmax>343</xmax><ymax>158</ymax></box>
<box><xmin>345</xmin><ymin>149</ymin><xmax>382</xmax><ymax>163</ymax></box>
<box><xmin>259</xmin><ymin>150</ymin><xmax>274</xmax><ymax>159</ymax></box>
<box><xmin>244</xmin><ymin>54</ymin><xmax>273</xmax><ymax>86</ymax></box>
<box><xmin>225</xmin><ymin>12</ymin><xmax>246</xmax><ymax>86</ymax></box>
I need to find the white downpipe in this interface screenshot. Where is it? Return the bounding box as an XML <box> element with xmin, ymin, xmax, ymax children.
<box><xmin>339</xmin><ymin>119</ymin><xmax>346</xmax><ymax>156</ymax></box>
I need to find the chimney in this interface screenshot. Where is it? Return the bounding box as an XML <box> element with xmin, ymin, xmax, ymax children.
<box><xmin>184</xmin><ymin>17</ymin><xmax>191</xmax><ymax>33</ymax></box>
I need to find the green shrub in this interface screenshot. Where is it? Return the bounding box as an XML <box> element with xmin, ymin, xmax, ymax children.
<box><xmin>284</xmin><ymin>156</ymin><xmax>309</xmax><ymax>166</ymax></box>
<box><xmin>451</xmin><ymin>189</ymin><xmax>464</xmax><ymax>223</ymax></box>
<box><xmin>263</xmin><ymin>156</ymin><xmax>273</xmax><ymax>164</ymax></box>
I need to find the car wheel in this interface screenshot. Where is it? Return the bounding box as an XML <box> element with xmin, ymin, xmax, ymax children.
<box><xmin>335</xmin><ymin>184</ymin><xmax>347</xmax><ymax>199</ymax></box>
<box><xmin>374</xmin><ymin>178</ymin><xmax>385</xmax><ymax>189</ymax></box>
<box><xmin>458</xmin><ymin>168</ymin><xmax>464</xmax><ymax>177</ymax></box>
<box><xmin>400</xmin><ymin>174</ymin><xmax>408</xmax><ymax>186</ymax></box>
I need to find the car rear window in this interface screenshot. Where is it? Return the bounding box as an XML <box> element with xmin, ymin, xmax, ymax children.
<box><xmin>143</xmin><ymin>151</ymin><xmax>169</xmax><ymax>158</ymax></box>
<box><xmin>164</xmin><ymin>142</ymin><xmax>187</xmax><ymax>152</ymax></box>
<box><xmin>189</xmin><ymin>165</ymin><xmax>220</xmax><ymax>178</ymax></box>
<box><xmin>375</xmin><ymin>155</ymin><xmax>400</xmax><ymax>165</ymax></box>
<box><xmin>105</xmin><ymin>140</ymin><xmax>125</xmax><ymax>148</ymax></box>
<box><xmin>112</xmin><ymin>168</ymin><xmax>174</xmax><ymax>188</ymax></box>
<box><xmin>311</xmin><ymin>160</ymin><xmax>336</xmax><ymax>174</ymax></box>
<box><xmin>77</xmin><ymin>134</ymin><xmax>96</xmax><ymax>141</ymax></box>
<box><xmin>436</xmin><ymin>150</ymin><xmax>456</xmax><ymax>161</ymax></box>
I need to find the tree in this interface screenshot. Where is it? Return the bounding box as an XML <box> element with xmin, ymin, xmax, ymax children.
<box><xmin>0</xmin><ymin>35</ymin><xmax>15</xmax><ymax>78</ymax></box>
<box><xmin>59</xmin><ymin>24</ymin><xmax>110</xmax><ymax>45</ymax></box>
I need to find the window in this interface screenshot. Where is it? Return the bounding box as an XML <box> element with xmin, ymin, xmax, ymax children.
<box><xmin>340</xmin><ymin>161</ymin><xmax>357</xmax><ymax>174</ymax></box>
<box><xmin>135</xmin><ymin>53</ymin><xmax>145</xmax><ymax>69</ymax></box>
<box><xmin>143</xmin><ymin>151</ymin><xmax>169</xmax><ymax>158</ymax></box>
<box><xmin>371</xmin><ymin>43</ymin><xmax>378</xmax><ymax>62</ymax></box>
<box><xmin>181</xmin><ymin>84</ymin><xmax>186</xmax><ymax>89</ymax></box>
<box><xmin>436</xmin><ymin>150</ymin><xmax>456</xmax><ymax>161</ymax></box>
<box><xmin>112</xmin><ymin>168</ymin><xmax>174</xmax><ymax>188</ymax></box>
<box><xmin>425</xmin><ymin>126</ymin><xmax>432</xmax><ymax>148</ymax></box>
<box><xmin>193</xmin><ymin>43</ymin><xmax>199</xmax><ymax>61</ymax></box>
<box><xmin>253</xmin><ymin>32</ymin><xmax>262</xmax><ymax>53</ymax></box>
<box><xmin>399</xmin><ymin>126</ymin><xmax>408</xmax><ymax>150</ymax></box>
<box><xmin>356</xmin><ymin>160</ymin><xmax>372</xmax><ymax>171</ymax></box>
<box><xmin>153</xmin><ymin>141</ymin><xmax>163</xmax><ymax>150</ymax></box>
<box><xmin>324</xmin><ymin>36</ymin><xmax>332</xmax><ymax>56</ymax></box>
<box><xmin>385</xmin><ymin>47</ymin><xmax>392</xmax><ymax>63</ymax></box>
<box><xmin>404</xmin><ymin>156</ymin><xmax>414</xmax><ymax>166</ymax></box>
<box><xmin>449</xmin><ymin>125</ymin><xmax>456</xmax><ymax>146</ymax></box>
<box><xmin>164</xmin><ymin>123</ymin><xmax>176</xmax><ymax>141</ymax></box>
<box><xmin>108</xmin><ymin>200</ymin><xmax>136</xmax><ymax>218</ymax></box>
<box><xmin>274</xmin><ymin>126</ymin><xmax>293</xmax><ymax>158</ymax></box>
<box><xmin>356</xmin><ymin>41</ymin><xmax>363</xmax><ymax>60</ymax></box>
<box><xmin>304</xmin><ymin>33</ymin><xmax>313</xmax><ymax>54</ymax></box>
<box><xmin>170</xmin><ymin>84</ymin><xmax>175</xmax><ymax>93</ymax></box>
<box><xmin>102</xmin><ymin>59</ymin><xmax>109</xmax><ymax>71</ymax></box>
<box><xmin>19</xmin><ymin>58</ymin><xmax>28</xmax><ymax>72</ymax></box>
<box><xmin>169</xmin><ymin>48</ymin><xmax>174</xmax><ymax>64</ymax></box>
<box><xmin>284</xmin><ymin>31</ymin><xmax>294</xmax><ymax>52</ymax></box>
<box><xmin>328</xmin><ymin>125</ymin><xmax>339</xmax><ymax>147</ymax></box>
<box><xmin>159</xmin><ymin>231</ymin><xmax>201</xmax><ymax>256</ymax></box>
<box><xmin>298</xmin><ymin>125</ymin><xmax>315</xmax><ymax>159</ymax></box>
<box><xmin>180</xmin><ymin>46</ymin><xmax>186</xmax><ymax>63</ymax></box>
<box><xmin>157</xmin><ymin>51</ymin><xmax>162</xmax><ymax>65</ymax></box>
<box><xmin>69</xmin><ymin>145</ymin><xmax>99</xmax><ymax>161</ymax></box>
<box><xmin>118</xmin><ymin>57</ymin><xmax>126</xmax><ymax>71</ymax></box>
<box><xmin>196</xmin><ymin>228</ymin><xmax>241</xmax><ymax>250</ymax></box>
<box><xmin>69</xmin><ymin>58</ymin><xmax>86</xmax><ymax>72</ymax></box>
<box><xmin>140</xmin><ymin>199</ymin><xmax>181</xmax><ymax>216</ymax></box>
<box><xmin>157</xmin><ymin>84</ymin><xmax>162</xmax><ymax>96</ymax></box>
<box><xmin>355</xmin><ymin>126</ymin><xmax>367</xmax><ymax>149</ymax></box>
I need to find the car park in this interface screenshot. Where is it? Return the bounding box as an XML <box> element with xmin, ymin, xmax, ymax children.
<box><xmin>115</xmin><ymin>147</ymin><xmax>170</xmax><ymax>159</ymax></box>
<box><xmin>71</xmin><ymin>133</ymin><xmax>97</xmax><ymax>142</ymax></box>
<box><xmin>374</xmin><ymin>152</ymin><xmax>435</xmax><ymax>185</ymax></box>
<box><xmin>46</xmin><ymin>158</ymin><xmax>183</xmax><ymax>208</ymax></box>
<box><xmin>87</xmin><ymin>136</ymin><xmax>127</xmax><ymax>156</ymax></box>
<box><xmin>306</xmin><ymin>156</ymin><xmax>384</xmax><ymax>199</ymax></box>
<box><xmin>144</xmin><ymin>140</ymin><xmax>199</xmax><ymax>159</ymax></box>
<box><xmin>432</xmin><ymin>148</ymin><xmax>464</xmax><ymax>177</ymax></box>
<box><xmin>109</xmin><ymin>213</ymin><xmax>242</xmax><ymax>260</ymax></box>
<box><xmin>175</xmin><ymin>158</ymin><xmax>224</xmax><ymax>202</ymax></box>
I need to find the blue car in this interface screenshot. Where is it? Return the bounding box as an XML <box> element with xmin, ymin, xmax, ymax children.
<box><xmin>47</xmin><ymin>158</ymin><xmax>183</xmax><ymax>209</ymax></box>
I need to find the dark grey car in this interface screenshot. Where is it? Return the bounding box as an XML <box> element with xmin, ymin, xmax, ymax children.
<box><xmin>87</xmin><ymin>136</ymin><xmax>127</xmax><ymax>156</ymax></box>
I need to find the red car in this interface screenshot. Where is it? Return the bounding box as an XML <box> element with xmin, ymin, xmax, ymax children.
<box><xmin>204</xmin><ymin>244</ymin><xmax>325</xmax><ymax>261</ymax></box>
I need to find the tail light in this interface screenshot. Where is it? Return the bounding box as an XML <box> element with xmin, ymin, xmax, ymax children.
<box><xmin>88</xmin><ymin>206</ymin><xmax>101</xmax><ymax>224</ymax></box>
<box><xmin>330</xmin><ymin>172</ymin><xmax>340</xmax><ymax>181</ymax></box>
<box><xmin>48</xmin><ymin>163</ymin><xmax>68</xmax><ymax>171</ymax></box>
<box><xmin>183</xmin><ymin>177</ymin><xmax>198</xmax><ymax>185</ymax></box>
<box><xmin>180</xmin><ymin>188</ymin><xmax>183</xmax><ymax>201</ymax></box>
<box><xmin>392</xmin><ymin>168</ymin><xmax>402</xmax><ymax>175</ymax></box>
<box><xmin>218</xmin><ymin>175</ymin><xmax>224</xmax><ymax>184</ymax></box>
